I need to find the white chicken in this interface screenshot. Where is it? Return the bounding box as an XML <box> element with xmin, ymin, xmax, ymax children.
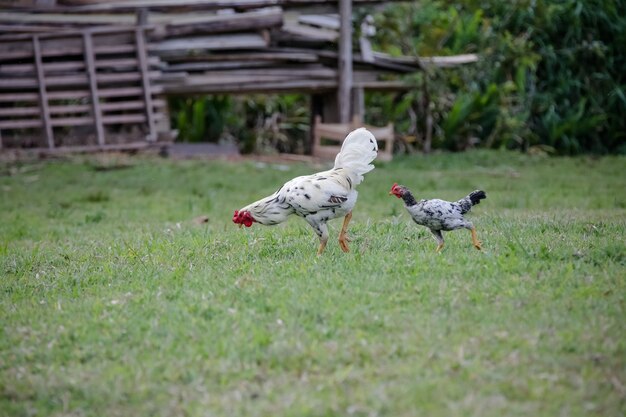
<box><xmin>233</xmin><ymin>128</ymin><xmax>378</xmax><ymax>255</ymax></box>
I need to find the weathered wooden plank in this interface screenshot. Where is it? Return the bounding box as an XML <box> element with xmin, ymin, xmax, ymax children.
<box><xmin>0</xmin><ymin>86</ymin><xmax>162</xmax><ymax>103</ymax></box>
<box><xmin>101</xmin><ymin>99</ymin><xmax>166</xmax><ymax>112</ymax></box>
<box><xmin>0</xmin><ymin>103</ymin><xmax>138</xmax><ymax>115</ymax></box>
<box><xmin>163</xmin><ymin>79</ymin><xmax>337</xmax><ymax>95</ymax></box>
<box><xmin>180</xmin><ymin>67</ymin><xmax>337</xmax><ymax>78</ymax></box>
<box><xmin>0</xmin><ymin>44</ymin><xmax>137</xmax><ymax>60</ymax></box>
<box><xmin>44</xmin><ymin>0</ymin><xmax>400</xmax><ymax>13</ymax></box>
<box><xmin>0</xmin><ymin>106</ymin><xmax>40</xmax><ymax>116</ymax></box>
<box><xmin>164</xmin><ymin>61</ymin><xmax>275</xmax><ymax>72</ymax></box>
<box><xmin>160</xmin><ymin>51</ymin><xmax>318</xmax><ymax>63</ymax></box>
<box><xmin>0</xmin><ymin>71</ymin><xmax>161</xmax><ymax>88</ymax></box>
<box><xmin>99</xmin><ymin>86</ymin><xmax>164</xmax><ymax>97</ymax></box>
<box><xmin>51</xmin><ymin>116</ymin><xmax>94</xmax><ymax>127</ymax></box>
<box><xmin>14</xmin><ymin>142</ymin><xmax>156</xmax><ymax>155</ymax></box>
<box><xmin>47</xmin><ymin>114</ymin><xmax>164</xmax><ymax>126</ymax></box>
<box><xmin>83</xmin><ymin>31</ymin><xmax>105</xmax><ymax>146</ymax></box>
<box><xmin>178</xmin><ymin>73</ymin><xmax>330</xmax><ymax>86</ymax></box>
<box><xmin>0</xmin><ymin>92</ymin><xmax>41</xmax><ymax>102</ymax></box>
<box><xmin>32</xmin><ymin>36</ymin><xmax>54</xmax><ymax>148</ymax></box>
<box><xmin>0</xmin><ymin>57</ymin><xmax>160</xmax><ymax>76</ymax></box>
<box><xmin>103</xmin><ymin>113</ymin><xmax>147</xmax><ymax>124</ymax></box>
<box><xmin>280</xmin><ymin>22</ymin><xmax>338</xmax><ymax>42</ymax></box>
<box><xmin>135</xmin><ymin>27</ymin><xmax>156</xmax><ymax>141</ymax></box>
<box><xmin>418</xmin><ymin>54</ymin><xmax>479</xmax><ymax>67</ymax></box>
<box><xmin>0</xmin><ymin>24</ymin><xmax>62</xmax><ymax>35</ymax></box>
<box><xmin>298</xmin><ymin>14</ymin><xmax>340</xmax><ymax>30</ymax></box>
<box><xmin>0</xmin><ymin>119</ymin><xmax>41</xmax><ymax>129</ymax></box>
<box><xmin>150</xmin><ymin>33</ymin><xmax>268</xmax><ymax>53</ymax></box>
<box><xmin>0</xmin><ymin>12</ymin><xmax>137</xmax><ymax>25</ymax></box>
<box><xmin>163</xmin><ymin>7</ymin><xmax>283</xmax><ymax>37</ymax></box>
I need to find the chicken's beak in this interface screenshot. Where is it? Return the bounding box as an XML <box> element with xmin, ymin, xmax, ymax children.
<box><xmin>388</xmin><ymin>191</ymin><xmax>393</xmax><ymax>195</ymax></box>
<box><xmin>238</xmin><ymin>224</ymin><xmax>243</xmax><ymax>229</ymax></box>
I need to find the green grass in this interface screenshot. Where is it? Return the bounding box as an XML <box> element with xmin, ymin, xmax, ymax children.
<box><xmin>1</xmin><ymin>150</ymin><xmax>625</xmax><ymax>417</ymax></box>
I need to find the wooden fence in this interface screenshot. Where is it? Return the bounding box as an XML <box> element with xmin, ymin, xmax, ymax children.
<box><xmin>0</xmin><ymin>26</ymin><xmax>168</xmax><ymax>152</ymax></box>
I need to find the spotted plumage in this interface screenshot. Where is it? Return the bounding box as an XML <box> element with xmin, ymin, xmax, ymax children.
<box><xmin>390</xmin><ymin>184</ymin><xmax>486</xmax><ymax>251</ymax></box>
<box><xmin>233</xmin><ymin>128</ymin><xmax>378</xmax><ymax>255</ymax></box>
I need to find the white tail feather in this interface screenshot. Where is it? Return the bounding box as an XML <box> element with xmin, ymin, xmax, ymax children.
<box><xmin>333</xmin><ymin>127</ymin><xmax>378</xmax><ymax>184</ymax></box>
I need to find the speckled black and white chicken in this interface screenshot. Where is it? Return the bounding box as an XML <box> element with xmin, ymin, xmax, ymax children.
<box><xmin>233</xmin><ymin>128</ymin><xmax>378</xmax><ymax>255</ymax></box>
<box><xmin>389</xmin><ymin>183</ymin><xmax>486</xmax><ymax>252</ymax></box>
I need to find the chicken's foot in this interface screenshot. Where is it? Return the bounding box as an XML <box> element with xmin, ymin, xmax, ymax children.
<box><xmin>338</xmin><ymin>211</ymin><xmax>352</xmax><ymax>253</ymax></box>
<box><xmin>470</xmin><ymin>227</ymin><xmax>482</xmax><ymax>250</ymax></box>
<box><xmin>430</xmin><ymin>229</ymin><xmax>445</xmax><ymax>253</ymax></box>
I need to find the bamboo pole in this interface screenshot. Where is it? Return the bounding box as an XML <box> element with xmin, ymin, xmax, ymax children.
<box><xmin>32</xmin><ymin>36</ymin><xmax>54</xmax><ymax>149</ymax></box>
<box><xmin>83</xmin><ymin>31</ymin><xmax>105</xmax><ymax>146</ymax></box>
<box><xmin>135</xmin><ymin>27</ymin><xmax>157</xmax><ymax>141</ymax></box>
<box><xmin>338</xmin><ymin>0</ymin><xmax>352</xmax><ymax>123</ymax></box>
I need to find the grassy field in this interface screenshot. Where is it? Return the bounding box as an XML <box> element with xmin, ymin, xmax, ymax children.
<box><xmin>1</xmin><ymin>150</ymin><xmax>625</xmax><ymax>417</ymax></box>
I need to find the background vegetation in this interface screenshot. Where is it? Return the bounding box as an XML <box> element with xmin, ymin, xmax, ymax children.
<box><xmin>1</xmin><ymin>151</ymin><xmax>625</xmax><ymax>416</ymax></box>
<box><xmin>169</xmin><ymin>0</ymin><xmax>625</xmax><ymax>155</ymax></box>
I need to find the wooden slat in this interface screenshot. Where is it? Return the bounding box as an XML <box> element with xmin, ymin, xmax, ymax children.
<box><xmin>135</xmin><ymin>28</ymin><xmax>156</xmax><ymax>141</ymax></box>
<box><xmin>0</xmin><ymin>100</ymin><xmax>166</xmax><ymax>116</ymax></box>
<box><xmin>13</xmin><ymin>142</ymin><xmax>155</xmax><ymax>155</ymax></box>
<box><xmin>0</xmin><ymin>119</ymin><xmax>41</xmax><ymax>129</ymax></box>
<box><xmin>101</xmin><ymin>99</ymin><xmax>166</xmax><ymax>112</ymax></box>
<box><xmin>33</xmin><ymin>36</ymin><xmax>54</xmax><ymax>148</ymax></box>
<box><xmin>0</xmin><ymin>92</ymin><xmax>41</xmax><ymax>102</ymax></box>
<box><xmin>0</xmin><ymin>71</ymin><xmax>161</xmax><ymax>89</ymax></box>
<box><xmin>163</xmin><ymin>7</ymin><xmax>283</xmax><ymax>37</ymax></box>
<box><xmin>164</xmin><ymin>79</ymin><xmax>337</xmax><ymax>95</ymax></box>
<box><xmin>0</xmin><ymin>33</ymin><xmax>135</xmax><ymax>58</ymax></box>
<box><xmin>160</xmin><ymin>51</ymin><xmax>318</xmax><ymax>63</ymax></box>
<box><xmin>298</xmin><ymin>14</ymin><xmax>340</xmax><ymax>30</ymax></box>
<box><xmin>0</xmin><ymin>86</ymin><xmax>160</xmax><ymax>101</ymax></box>
<box><xmin>103</xmin><ymin>113</ymin><xmax>146</xmax><ymax>124</ymax></box>
<box><xmin>0</xmin><ymin>44</ymin><xmax>136</xmax><ymax>60</ymax></box>
<box><xmin>83</xmin><ymin>31</ymin><xmax>105</xmax><ymax>146</ymax></box>
<box><xmin>0</xmin><ymin>57</ymin><xmax>158</xmax><ymax>75</ymax></box>
<box><xmin>0</xmin><ymin>107</ymin><xmax>40</xmax><ymax>117</ymax></box>
<box><xmin>51</xmin><ymin>116</ymin><xmax>94</xmax><ymax>127</ymax></box>
<box><xmin>149</xmin><ymin>33</ymin><xmax>268</xmax><ymax>53</ymax></box>
<box><xmin>279</xmin><ymin>23</ymin><xmax>338</xmax><ymax>42</ymax></box>
<box><xmin>100</xmin><ymin>86</ymin><xmax>163</xmax><ymax>97</ymax></box>
<box><xmin>0</xmin><ymin>12</ymin><xmax>136</xmax><ymax>26</ymax></box>
<box><xmin>33</xmin><ymin>1</ymin><xmax>402</xmax><ymax>14</ymax></box>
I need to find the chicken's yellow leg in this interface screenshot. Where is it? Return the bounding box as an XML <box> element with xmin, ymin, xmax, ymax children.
<box><xmin>338</xmin><ymin>211</ymin><xmax>352</xmax><ymax>253</ymax></box>
<box><xmin>470</xmin><ymin>227</ymin><xmax>482</xmax><ymax>250</ymax></box>
<box><xmin>317</xmin><ymin>239</ymin><xmax>328</xmax><ymax>256</ymax></box>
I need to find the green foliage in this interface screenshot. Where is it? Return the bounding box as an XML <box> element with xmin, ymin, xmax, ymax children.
<box><xmin>168</xmin><ymin>94</ymin><xmax>309</xmax><ymax>153</ymax></box>
<box><xmin>1</xmin><ymin>153</ymin><xmax>625</xmax><ymax>416</ymax></box>
<box><xmin>169</xmin><ymin>95</ymin><xmax>237</xmax><ymax>143</ymax></box>
<box><xmin>165</xmin><ymin>1</ymin><xmax>625</xmax><ymax>155</ymax></box>
<box><xmin>370</xmin><ymin>0</ymin><xmax>626</xmax><ymax>154</ymax></box>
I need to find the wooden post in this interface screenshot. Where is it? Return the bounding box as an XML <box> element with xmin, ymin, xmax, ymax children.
<box><xmin>352</xmin><ymin>86</ymin><xmax>364</xmax><ymax>122</ymax></box>
<box><xmin>338</xmin><ymin>0</ymin><xmax>352</xmax><ymax>123</ymax></box>
<box><xmin>136</xmin><ymin>8</ymin><xmax>149</xmax><ymax>26</ymax></box>
<box><xmin>83</xmin><ymin>31</ymin><xmax>105</xmax><ymax>146</ymax></box>
<box><xmin>422</xmin><ymin>76</ymin><xmax>432</xmax><ymax>154</ymax></box>
<box><xmin>32</xmin><ymin>36</ymin><xmax>54</xmax><ymax>149</ymax></box>
<box><xmin>135</xmin><ymin>27</ymin><xmax>157</xmax><ymax>141</ymax></box>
